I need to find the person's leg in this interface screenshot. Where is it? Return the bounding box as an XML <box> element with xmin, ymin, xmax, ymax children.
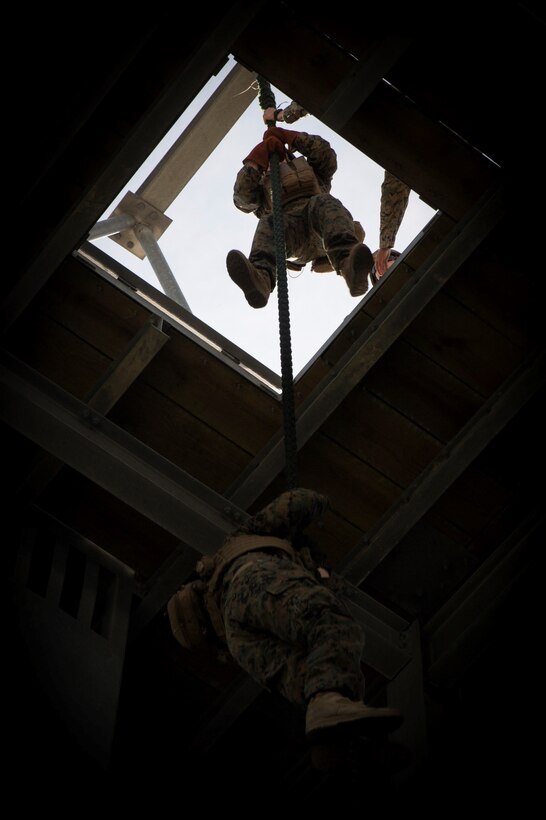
<box><xmin>222</xmin><ymin>555</ymin><xmax>403</xmax><ymax>740</ymax></box>
<box><xmin>222</xmin><ymin>556</ymin><xmax>364</xmax><ymax>707</ymax></box>
<box><xmin>248</xmin><ymin>211</ymin><xmax>305</xmax><ymax>281</ymax></box>
<box><xmin>308</xmin><ymin>194</ymin><xmax>373</xmax><ymax>296</ymax></box>
<box><xmin>247</xmin><ymin>216</ymin><xmax>277</xmax><ymax>285</ymax></box>
<box><xmin>226</xmin><ymin>217</ymin><xmax>276</xmax><ymax>308</ymax></box>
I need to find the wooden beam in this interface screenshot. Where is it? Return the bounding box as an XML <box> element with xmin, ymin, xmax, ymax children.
<box><xmin>338</xmin><ymin>350</ymin><xmax>545</xmax><ymax>585</ymax></box>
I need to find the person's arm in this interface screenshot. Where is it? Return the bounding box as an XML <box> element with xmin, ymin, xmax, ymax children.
<box><xmin>263</xmin><ymin>125</ymin><xmax>338</xmax><ymax>191</ymax></box>
<box><xmin>375</xmin><ymin>171</ymin><xmax>411</xmax><ymax>277</ymax></box>
<box><xmin>233</xmin><ymin>164</ymin><xmax>265</xmax><ymax>214</ymax></box>
<box><xmin>232</xmin><ymin>134</ymin><xmax>286</xmax><ymax>214</ymax></box>
<box><xmin>262</xmin><ymin>103</ymin><xmax>308</xmax><ymax>125</ymax></box>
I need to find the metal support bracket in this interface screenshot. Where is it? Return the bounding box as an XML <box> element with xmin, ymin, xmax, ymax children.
<box><xmin>108</xmin><ymin>191</ymin><xmax>172</xmax><ymax>259</ymax></box>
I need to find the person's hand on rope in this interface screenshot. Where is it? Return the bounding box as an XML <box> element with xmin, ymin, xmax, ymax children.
<box><xmin>263</xmin><ymin>106</ymin><xmax>282</xmax><ymax>124</ymax></box>
<box><xmin>262</xmin><ymin>126</ymin><xmax>300</xmax><ymax>150</ymax></box>
<box><xmin>243</xmin><ymin>135</ymin><xmax>287</xmax><ymax>171</ymax></box>
<box><xmin>262</xmin><ymin>104</ymin><xmax>308</xmax><ymax>125</ymax></box>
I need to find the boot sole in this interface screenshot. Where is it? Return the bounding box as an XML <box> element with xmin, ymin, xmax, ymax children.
<box><xmin>347</xmin><ymin>244</ymin><xmax>374</xmax><ymax>297</ymax></box>
<box><xmin>227</xmin><ymin>250</ymin><xmax>269</xmax><ymax>308</ymax></box>
<box><xmin>306</xmin><ymin>711</ymin><xmax>403</xmax><ymax>743</ymax></box>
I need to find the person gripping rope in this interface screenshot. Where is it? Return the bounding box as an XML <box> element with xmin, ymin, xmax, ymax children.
<box><xmin>169</xmin><ymin>488</ymin><xmax>403</xmax><ymax>745</ymax></box>
<box><xmin>226</xmin><ymin>106</ymin><xmax>374</xmax><ymax>307</ymax></box>
<box><xmin>267</xmin><ymin>102</ymin><xmax>412</xmax><ymax>288</ymax></box>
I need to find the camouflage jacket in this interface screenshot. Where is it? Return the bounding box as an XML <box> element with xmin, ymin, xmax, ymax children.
<box><xmin>196</xmin><ymin>489</ymin><xmax>332</xmax><ymax>640</ymax></box>
<box><xmin>272</xmin><ymin>102</ymin><xmax>412</xmax><ymax>251</ymax></box>
<box><xmin>233</xmin><ymin>132</ymin><xmax>337</xmax><ymax>219</ymax></box>
<box><xmin>380</xmin><ymin>170</ymin><xmax>411</xmax><ymax>249</ymax></box>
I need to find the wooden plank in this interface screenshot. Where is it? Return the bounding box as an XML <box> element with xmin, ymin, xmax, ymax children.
<box><xmin>294</xmin><ymin>213</ymin><xmax>455</xmax><ymax>403</ymax></box>
<box><xmin>143</xmin><ymin>333</ymin><xmax>282</xmax><ymax>453</ymax></box>
<box><xmin>298</xmin><ymin>435</ymin><xmax>403</xmax><ymax>533</ymax></box>
<box><xmin>321</xmin><ymin>32</ymin><xmax>413</xmax><ymax>131</ymax></box>
<box><xmin>443</xmin><ymin>225</ymin><xmax>538</xmax><ymax>352</ymax></box>
<box><xmin>6</xmin><ymin>315</ymin><xmax>263</xmax><ymax>482</ymax></box>
<box><xmin>20</xmin><ymin>258</ymin><xmax>153</xmax><ymax>357</ymax></box>
<box><xmin>17</xmin><ymin>321</ymin><xmax>169</xmax><ymax>501</ymax></box>
<box><xmin>402</xmin><ymin>291</ymin><xmax>526</xmax><ymax>398</ymax></box>
<box><xmin>78</xmin><ymin>245</ymin><xmax>282</xmax><ymax>390</ymax></box>
<box><xmin>12</xmin><ymin>260</ymin><xmax>283</xmax><ymax>454</ymax></box>
<box><xmin>5</xmin><ymin>316</ymin><xmax>117</xmax><ymax>400</ymax></box>
<box><xmin>323</xmin><ymin>388</ymin><xmax>443</xmax><ymax>487</ymax></box>
<box><xmin>339</xmin><ymin>351</ymin><xmax>544</xmax><ymax>585</ymax></box>
<box><xmin>294</xmin><ymin>308</ymin><xmax>375</xmax><ymax>402</ymax></box>
<box><xmin>323</xmin><ymin>387</ymin><xmax>513</xmax><ymax>542</ymax></box>
<box><xmin>84</xmin><ymin>321</ymin><xmax>169</xmax><ymax>413</ymax></box>
<box><xmin>363</xmin><ymin>520</ymin><xmax>479</xmax><ymax>620</ymax></box>
<box><xmin>2</xmin><ymin>355</ymin><xmax>245</xmax><ymax>567</ymax></box>
<box><xmin>108</xmin><ymin>379</ymin><xmax>252</xmax><ymax>493</ymax></box>
<box><xmin>339</xmin><ymin>82</ymin><xmax>497</xmax><ymax>219</ymax></box>
<box><xmin>232</xmin><ymin>9</ymin><xmax>354</xmax><ymax>116</ymax></box>
<box><xmin>365</xmin><ymin>343</ymin><xmax>483</xmax><ymax>442</ymax></box>
<box><xmin>430</xmin><ymin>391</ymin><xmax>544</xmax><ymax>555</ymax></box>
<box><xmin>6</xmin><ymin>314</ymin><xmax>274</xmax><ymax>488</ymax></box>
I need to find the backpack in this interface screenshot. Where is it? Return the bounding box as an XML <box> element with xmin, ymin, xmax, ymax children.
<box><xmin>167</xmin><ymin>579</ymin><xmax>213</xmax><ymax>650</ymax></box>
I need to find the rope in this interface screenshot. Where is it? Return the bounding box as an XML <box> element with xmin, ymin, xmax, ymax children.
<box><xmin>257</xmin><ymin>75</ymin><xmax>276</xmax><ymax>110</ymax></box>
<box><xmin>257</xmin><ymin>77</ymin><xmax>298</xmax><ymax>489</ymax></box>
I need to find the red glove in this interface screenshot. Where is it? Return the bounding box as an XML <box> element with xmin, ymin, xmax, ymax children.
<box><xmin>262</xmin><ymin>126</ymin><xmax>300</xmax><ymax>149</ymax></box>
<box><xmin>243</xmin><ymin>136</ymin><xmax>286</xmax><ymax>170</ymax></box>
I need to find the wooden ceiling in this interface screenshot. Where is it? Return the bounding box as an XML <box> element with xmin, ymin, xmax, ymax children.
<box><xmin>4</xmin><ymin>2</ymin><xmax>544</xmax><ymax>807</ymax></box>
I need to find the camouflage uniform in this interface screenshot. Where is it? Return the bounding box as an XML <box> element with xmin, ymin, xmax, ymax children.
<box><xmin>233</xmin><ymin>132</ymin><xmax>364</xmax><ymax>286</ymax></box>
<box><xmin>267</xmin><ymin>103</ymin><xmax>411</xmax><ymax>258</ymax></box>
<box><xmin>207</xmin><ymin>489</ymin><xmax>365</xmax><ymax>708</ymax></box>
<box><xmin>379</xmin><ymin>171</ymin><xmax>411</xmax><ymax>250</ymax></box>
<box><xmin>369</xmin><ymin>171</ymin><xmax>411</xmax><ymax>285</ymax></box>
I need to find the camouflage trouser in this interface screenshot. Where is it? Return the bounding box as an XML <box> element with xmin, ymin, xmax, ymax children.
<box><xmin>221</xmin><ymin>553</ymin><xmax>365</xmax><ymax>708</ymax></box>
<box><xmin>249</xmin><ymin>193</ymin><xmax>360</xmax><ymax>286</ymax></box>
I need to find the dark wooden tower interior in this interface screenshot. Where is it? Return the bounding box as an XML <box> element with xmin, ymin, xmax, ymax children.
<box><xmin>5</xmin><ymin>2</ymin><xmax>544</xmax><ymax>808</ymax></box>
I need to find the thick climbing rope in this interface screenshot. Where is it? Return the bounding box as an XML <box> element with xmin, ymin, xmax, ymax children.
<box><xmin>257</xmin><ymin>76</ymin><xmax>298</xmax><ymax>490</ymax></box>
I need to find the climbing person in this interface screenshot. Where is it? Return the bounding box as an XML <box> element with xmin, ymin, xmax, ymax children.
<box><xmin>226</xmin><ymin>106</ymin><xmax>375</xmax><ymax>307</ymax></box>
<box><xmin>168</xmin><ymin>488</ymin><xmax>403</xmax><ymax>746</ymax></box>
<box><xmin>270</xmin><ymin>102</ymin><xmax>412</xmax><ymax>288</ymax></box>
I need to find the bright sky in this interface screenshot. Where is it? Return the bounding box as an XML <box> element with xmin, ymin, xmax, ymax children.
<box><xmin>90</xmin><ymin>56</ymin><xmax>436</xmax><ymax>379</ymax></box>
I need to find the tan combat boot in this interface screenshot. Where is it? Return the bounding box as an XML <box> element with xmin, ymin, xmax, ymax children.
<box><xmin>305</xmin><ymin>691</ymin><xmax>403</xmax><ymax>743</ymax></box>
<box><xmin>340</xmin><ymin>243</ymin><xmax>374</xmax><ymax>297</ymax></box>
<box><xmin>226</xmin><ymin>250</ymin><xmax>272</xmax><ymax>308</ymax></box>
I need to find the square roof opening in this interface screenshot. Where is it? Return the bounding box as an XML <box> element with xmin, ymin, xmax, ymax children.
<box><xmin>85</xmin><ymin>56</ymin><xmax>436</xmax><ymax>378</ymax></box>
